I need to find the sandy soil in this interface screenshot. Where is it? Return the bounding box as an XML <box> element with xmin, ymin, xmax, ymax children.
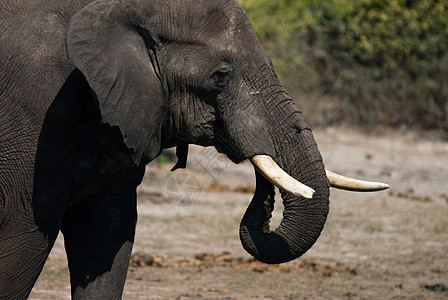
<box><xmin>29</xmin><ymin>128</ymin><xmax>448</xmax><ymax>299</ymax></box>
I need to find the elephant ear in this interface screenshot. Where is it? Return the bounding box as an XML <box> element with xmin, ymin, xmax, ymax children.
<box><xmin>66</xmin><ymin>0</ymin><xmax>164</xmax><ymax>165</ymax></box>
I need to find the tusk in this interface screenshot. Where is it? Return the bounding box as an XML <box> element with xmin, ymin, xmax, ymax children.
<box><xmin>250</xmin><ymin>155</ymin><xmax>315</xmax><ymax>199</ymax></box>
<box><xmin>326</xmin><ymin>170</ymin><xmax>389</xmax><ymax>192</ymax></box>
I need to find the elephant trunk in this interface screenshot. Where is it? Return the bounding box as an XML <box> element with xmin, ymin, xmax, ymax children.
<box><xmin>239</xmin><ymin>127</ymin><xmax>330</xmax><ymax>264</ymax></box>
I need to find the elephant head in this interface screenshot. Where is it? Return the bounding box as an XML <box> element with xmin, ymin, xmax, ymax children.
<box><xmin>67</xmin><ymin>0</ymin><xmax>388</xmax><ymax>264</ymax></box>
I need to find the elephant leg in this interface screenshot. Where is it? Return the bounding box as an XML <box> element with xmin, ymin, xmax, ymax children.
<box><xmin>0</xmin><ymin>217</ymin><xmax>59</xmax><ymax>299</ymax></box>
<box><xmin>61</xmin><ymin>190</ymin><xmax>137</xmax><ymax>299</ymax></box>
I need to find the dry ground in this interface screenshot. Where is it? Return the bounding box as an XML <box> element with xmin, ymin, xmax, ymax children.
<box><xmin>30</xmin><ymin>128</ymin><xmax>448</xmax><ymax>299</ymax></box>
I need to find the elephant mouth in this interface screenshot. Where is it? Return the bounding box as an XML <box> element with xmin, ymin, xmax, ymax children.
<box><xmin>208</xmin><ymin>137</ymin><xmax>389</xmax><ymax>198</ymax></box>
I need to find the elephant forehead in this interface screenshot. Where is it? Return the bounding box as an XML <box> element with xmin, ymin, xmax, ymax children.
<box><xmin>158</xmin><ymin>0</ymin><xmax>266</xmax><ymax>71</ymax></box>
<box><xmin>163</xmin><ymin>0</ymin><xmax>246</xmax><ymax>44</ymax></box>
<box><xmin>202</xmin><ymin>7</ymin><xmax>239</xmax><ymax>36</ymax></box>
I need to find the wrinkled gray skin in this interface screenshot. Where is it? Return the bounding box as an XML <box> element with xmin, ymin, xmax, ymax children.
<box><xmin>0</xmin><ymin>0</ymin><xmax>329</xmax><ymax>298</ymax></box>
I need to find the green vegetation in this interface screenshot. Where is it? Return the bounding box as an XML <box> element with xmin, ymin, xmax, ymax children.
<box><xmin>365</xmin><ymin>222</ymin><xmax>383</xmax><ymax>233</ymax></box>
<box><xmin>239</xmin><ymin>0</ymin><xmax>448</xmax><ymax>135</ymax></box>
<box><xmin>157</xmin><ymin>153</ymin><xmax>169</xmax><ymax>164</ymax></box>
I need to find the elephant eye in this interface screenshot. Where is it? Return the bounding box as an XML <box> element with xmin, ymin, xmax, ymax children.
<box><xmin>213</xmin><ymin>70</ymin><xmax>231</xmax><ymax>88</ymax></box>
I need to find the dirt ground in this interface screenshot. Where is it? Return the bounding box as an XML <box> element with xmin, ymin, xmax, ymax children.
<box><xmin>30</xmin><ymin>128</ymin><xmax>448</xmax><ymax>299</ymax></box>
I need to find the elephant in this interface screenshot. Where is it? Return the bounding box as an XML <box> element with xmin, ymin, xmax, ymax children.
<box><xmin>0</xmin><ymin>0</ymin><xmax>388</xmax><ymax>298</ymax></box>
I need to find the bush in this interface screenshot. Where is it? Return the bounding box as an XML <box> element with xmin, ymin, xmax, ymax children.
<box><xmin>240</xmin><ymin>0</ymin><xmax>448</xmax><ymax>134</ymax></box>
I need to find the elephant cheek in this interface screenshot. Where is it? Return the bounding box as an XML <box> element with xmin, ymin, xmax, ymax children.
<box><xmin>215</xmin><ymin>108</ymin><xmax>276</xmax><ymax>163</ymax></box>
